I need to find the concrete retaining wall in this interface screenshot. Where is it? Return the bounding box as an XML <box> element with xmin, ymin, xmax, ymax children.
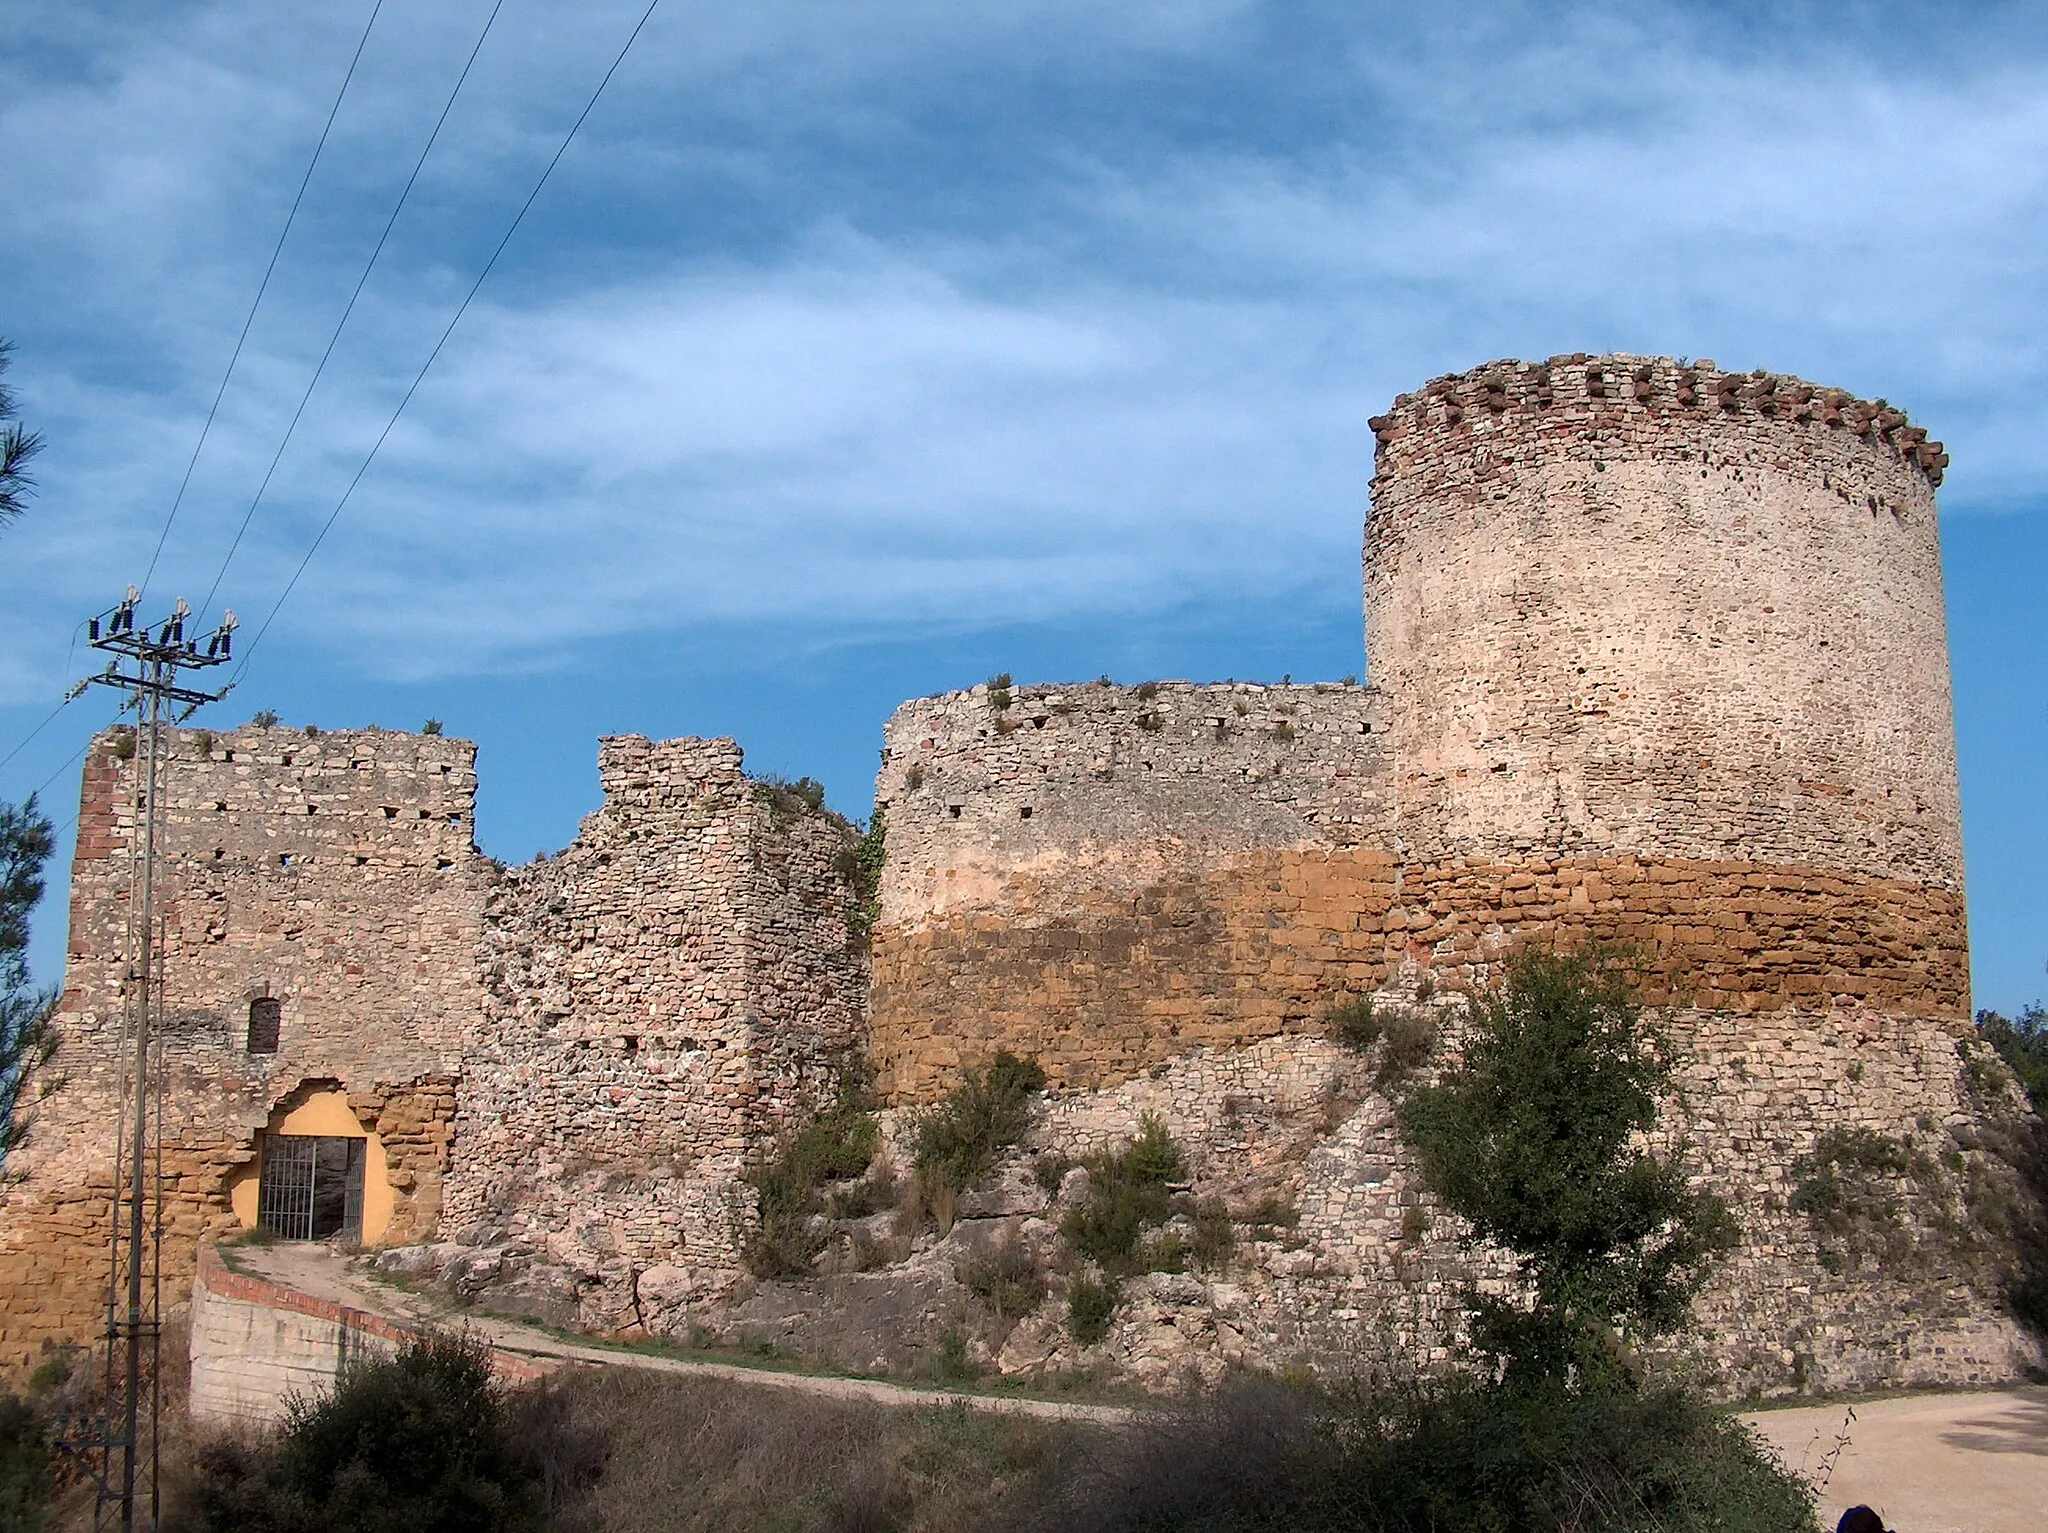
<box><xmin>188</xmin><ymin>1246</ymin><xmax>553</xmax><ymax>1424</ymax></box>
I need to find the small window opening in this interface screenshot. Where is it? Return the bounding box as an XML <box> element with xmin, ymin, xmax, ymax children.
<box><xmin>247</xmin><ymin>996</ymin><xmax>282</xmax><ymax>1054</ymax></box>
<box><xmin>383</xmin><ymin>807</ymin><xmax>398</xmax><ymax>820</ymax></box>
<box><xmin>278</xmin><ymin>854</ymin><xmax>294</xmax><ymax>869</ymax></box>
<box><xmin>418</xmin><ymin>809</ymin><xmax>431</xmax><ymax>820</ymax></box>
<box><xmin>947</xmin><ymin>803</ymin><xmax>963</xmax><ymax>819</ymax></box>
<box><xmin>1019</xmin><ymin>805</ymin><xmax>1033</xmax><ymax>819</ymax></box>
<box><xmin>214</xmin><ymin>801</ymin><xmax>228</xmax><ymax>813</ymax></box>
<box><xmin>305</xmin><ymin>804</ymin><xmax>317</xmax><ymax>815</ymax></box>
<box><xmin>622</xmin><ymin>1035</ymin><xmax>639</xmax><ymax>1055</ymax></box>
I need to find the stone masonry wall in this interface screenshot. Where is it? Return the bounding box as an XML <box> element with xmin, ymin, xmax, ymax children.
<box><xmin>871</xmin><ymin>682</ymin><xmax>1389</xmax><ymax>1098</ymax></box>
<box><xmin>856</xmin><ymin>356</ymin><xmax>2028</xmax><ymax>1392</ymax></box>
<box><xmin>0</xmin><ymin>726</ymin><xmax>488</xmax><ymax>1368</ymax></box>
<box><xmin>1365</xmin><ymin>354</ymin><xmax>1961</xmax><ymax>886</ymax></box>
<box><xmin>997</xmin><ymin>984</ymin><xmax>2032</xmax><ymax>1397</ymax></box>
<box><xmin>441</xmin><ymin>737</ymin><xmax>869</xmax><ymax>1332</ymax></box>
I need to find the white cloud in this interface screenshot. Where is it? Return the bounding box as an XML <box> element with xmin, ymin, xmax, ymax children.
<box><xmin>3</xmin><ymin>0</ymin><xmax>2046</xmax><ymax>704</ymax></box>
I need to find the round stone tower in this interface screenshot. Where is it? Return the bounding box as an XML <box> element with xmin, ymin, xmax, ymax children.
<box><xmin>1364</xmin><ymin>355</ymin><xmax>1966</xmax><ymax>1016</ymax></box>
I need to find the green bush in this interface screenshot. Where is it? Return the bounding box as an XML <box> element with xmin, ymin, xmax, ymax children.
<box><xmin>181</xmin><ymin>1331</ymin><xmax>538</xmax><ymax>1533</ymax></box>
<box><xmin>1977</xmin><ymin>1004</ymin><xmax>2048</xmax><ymax>1111</ymax></box>
<box><xmin>912</xmin><ymin>1051</ymin><xmax>1047</xmax><ymax>1207</ymax></box>
<box><xmin>988</xmin><ymin>673</ymin><xmax>1014</xmax><ymax>712</ymax></box>
<box><xmin>0</xmin><ymin>1393</ymin><xmax>49</xmax><ymax>1533</ymax></box>
<box><xmin>840</xmin><ymin>808</ymin><xmax>886</xmax><ymax>944</ymax></box>
<box><xmin>1789</xmin><ymin>1127</ymin><xmax>1938</xmax><ymax>1274</ymax></box>
<box><xmin>962</xmin><ymin>1238</ymin><xmax>1047</xmax><ymax>1322</ymax></box>
<box><xmin>1397</xmin><ymin>947</ymin><xmax>1736</xmax><ymax>1380</ymax></box>
<box><xmin>1189</xmin><ymin>1196</ymin><xmax>1235</xmax><ymax>1271</ymax></box>
<box><xmin>1325</xmin><ymin>993</ymin><xmax>1382</xmax><ymax>1051</ymax></box>
<box><xmin>1326</xmin><ymin>994</ymin><xmax>1438</xmax><ymax>1087</ymax></box>
<box><xmin>1067</xmin><ymin>1273</ymin><xmax>1120</xmax><ymax>1347</ymax></box>
<box><xmin>1061</xmin><ymin>1113</ymin><xmax>1183</xmax><ymax>1276</ymax></box>
<box><xmin>1029</xmin><ymin>1373</ymin><xmax>1820</xmax><ymax>1533</ymax></box>
<box><xmin>743</xmin><ymin>1076</ymin><xmax>879</xmax><ymax>1276</ymax></box>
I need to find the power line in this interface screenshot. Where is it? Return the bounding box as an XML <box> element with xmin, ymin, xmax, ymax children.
<box><xmin>195</xmin><ymin>0</ymin><xmax>509</xmax><ymax>628</ymax></box>
<box><xmin>137</xmin><ymin>0</ymin><xmax>386</xmax><ymax>603</ymax></box>
<box><xmin>232</xmin><ymin>0</ymin><xmax>665</xmax><ymax>679</ymax></box>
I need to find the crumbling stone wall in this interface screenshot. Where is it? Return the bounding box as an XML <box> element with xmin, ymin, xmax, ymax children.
<box><xmin>872</xmin><ymin>681</ymin><xmax>1391</xmax><ymax>1098</ymax></box>
<box><xmin>0</xmin><ymin>727</ymin><xmax>487</xmax><ymax>1368</ymax></box>
<box><xmin>441</xmin><ymin>736</ymin><xmax>869</xmax><ymax>1331</ymax></box>
<box><xmin>861</xmin><ymin>356</ymin><xmax>2032</xmax><ymax>1391</ymax></box>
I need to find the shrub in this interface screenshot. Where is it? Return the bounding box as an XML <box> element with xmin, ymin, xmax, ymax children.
<box><xmin>988</xmin><ymin>673</ymin><xmax>1014</xmax><ymax>711</ymax></box>
<box><xmin>962</xmin><ymin>1238</ymin><xmax>1046</xmax><ymax>1321</ymax></box>
<box><xmin>249</xmin><ymin>709</ymin><xmax>279</xmax><ymax>728</ymax></box>
<box><xmin>1398</xmin><ymin>947</ymin><xmax>1737</xmax><ymax>1380</ymax></box>
<box><xmin>1136</xmin><ymin>711</ymin><xmax>1163</xmax><ymax>732</ymax></box>
<box><xmin>743</xmin><ymin>1075</ymin><xmax>879</xmax><ymax>1276</ymax></box>
<box><xmin>1021</xmin><ymin>1372</ymin><xmax>1821</xmax><ymax>1533</ymax></box>
<box><xmin>1325</xmin><ymin>993</ymin><xmax>1382</xmax><ymax>1051</ymax></box>
<box><xmin>0</xmin><ymin>1393</ymin><xmax>49</xmax><ymax>1533</ymax></box>
<box><xmin>181</xmin><ymin>1330</ymin><xmax>535</xmax><ymax>1533</ymax></box>
<box><xmin>751</xmin><ymin>773</ymin><xmax>826</xmax><ymax>821</ymax></box>
<box><xmin>1133</xmin><ymin>681</ymin><xmax>1159</xmax><ymax>701</ymax></box>
<box><xmin>1977</xmin><ymin>1004</ymin><xmax>2048</xmax><ymax>1111</ymax></box>
<box><xmin>1032</xmin><ymin>1152</ymin><xmax>1075</xmax><ymax>1195</ymax></box>
<box><xmin>1790</xmin><ymin>1127</ymin><xmax>1939</xmax><ymax>1273</ymax></box>
<box><xmin>1374</xmin><ymin>1006</ymin><xmax>1437</xmax><ymax>1088</ymax></box>
<box><xmin>1062</xmin><ymin>1113</ymin><xmax>1184</xmax><ymax>1275</ymax></box>
<box><xmin>911</xmin><ymin>1050</ymin><xmax>1047</xmax><ymax>1213</ymax></box>
<box><xmin>422</xmin><ymin>718</ymin><xmax>444</xmax><ymax>737</ymax></box>
<box><xmin>1189</xmin><ymin>1196</ymin><xmax>1235</xmax><ymax>1271</ymax></box>
<box><xmin>1067</xmin><ymin>1273</ymin><xmax>1120</xmax><ymax>1347</ymax></box>
<box><xmin>1326</xmin><ymin>994</ymin><xmax>1437</xmax><ymax>1087</ymax></box>
<box><xmin>192</xmin><ymin>729</ymin><xmax>214</xmax><ymax>759</ymax></box>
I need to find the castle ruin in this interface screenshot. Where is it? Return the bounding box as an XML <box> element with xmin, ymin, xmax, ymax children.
<box><xmin>1</xmin><ymin>355</ymin><xmax>2035</xmax><ymax>1395</ymax></box>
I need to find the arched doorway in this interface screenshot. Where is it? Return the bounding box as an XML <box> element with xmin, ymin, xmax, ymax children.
<box><xmin>226</xmin><ymin>1087</ymin><xmax>397</xmax><ymax>1244</ymax></box>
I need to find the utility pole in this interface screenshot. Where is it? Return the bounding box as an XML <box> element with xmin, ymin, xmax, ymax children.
<box><xmin>63</xmin><ymin>588</ymin><xmax>234</xmax><ymax>1533</ymax></box>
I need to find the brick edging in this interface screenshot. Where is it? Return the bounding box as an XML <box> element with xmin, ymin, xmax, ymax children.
<box><xmin>194</xmin><ymin>1245</ymin><xmax>555</xmax><ymax>1385</ymax></box>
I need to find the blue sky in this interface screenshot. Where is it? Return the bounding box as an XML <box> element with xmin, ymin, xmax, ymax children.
<box><xmin>1</xmin><ymin>1</ymin><xmax>2042</xmax><ymax>1012</ymax></box>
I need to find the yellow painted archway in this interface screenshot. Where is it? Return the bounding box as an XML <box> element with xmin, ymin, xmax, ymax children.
<box><xmin>224</xmin><ymin>1088</ymin><xmax>397</xmax><ymax>1245</ymax></box>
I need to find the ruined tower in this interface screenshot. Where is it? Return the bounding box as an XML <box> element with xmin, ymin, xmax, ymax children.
<box><xmin>1364</xmin><ymin>355</ymin><xmax>1965</xmax><ymax>1012</ymax></box>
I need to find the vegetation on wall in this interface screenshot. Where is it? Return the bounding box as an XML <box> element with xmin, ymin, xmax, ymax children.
<box><xmin>839</xmin><ymin>807</ymin><xmax>886</xmax><ymax>944</ymax></box>
<box><xmin>1061</xmin><ymin>1112</ymin><xmax>1199</xmax><ymax>1344</ymax></box>
<box><xmin>910</xmin><ymin>1050</ymin><xmax>1045</xmax><ymax>1223</ymax></box>
<box><xmin>1324</xmin><ymin>992</ymin><xmax>1438</xmax><ymax>1089</ymax></box>
<box><xmin>1977</xmin><ymin>1004</ymin><xmax>2048</xmax><ymax>1111</ymax></box>
<box><xmin>1967</xmin><ymin>1004</ymin><xmax>2048</xmax><ymax>1336</ymax></box>
<box><xmin>1788</xmin><ymin>1127</ymin><xmax>1939</xmax><ymax>1275</ymax></box>
<box><xmin>741</xmin><ymin>1074</ymin><xmax>880</xmax><ymax>1277</ymax></box>
<box><xmin>1397</xmin><ymin>947</ymin><xmax>1737</xmax><ymax>1380</ymax></box>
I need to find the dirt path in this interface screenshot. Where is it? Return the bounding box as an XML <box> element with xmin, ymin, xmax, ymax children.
<box><xmin>1742</xmin><ymin>1387</ymin><xmax>2048</xmax><ymax>1533</ymax></box>
<box><xmin>226</xmin><ymin>1243</ymin><xmax>1134</xmax><ymax>1425</ymax></box>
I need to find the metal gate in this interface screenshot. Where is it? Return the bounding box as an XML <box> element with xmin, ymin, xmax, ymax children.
<box><xmin>257</xmin><ymin>1135</ymin><xmax>366</xmax><ymax>1241</ymax></box>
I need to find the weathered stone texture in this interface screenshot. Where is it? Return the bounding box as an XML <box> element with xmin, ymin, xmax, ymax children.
<box><xmin>1000</xmin><ymin>986</ymin><xmax>2030</xmax><ymax>1396</ymax></box>
<box><xmin>441</xmin><ymin>736</ymin><xmax>869</xmax><ymax>1329</ymax></box>
<box><xmin>1366</xmin><ymin>355</ymin><xmax>1961</xmax><ymax>883</ymax></box>
<box><xmin>0</xmin><ymin>726</ymin><xmax>487</xmax><ymax>1365</ymax></box>
<box><xmin>858</xmin><ymin>356</ymin><xmax>2020</xmax><ymax>1390</ymax></box>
